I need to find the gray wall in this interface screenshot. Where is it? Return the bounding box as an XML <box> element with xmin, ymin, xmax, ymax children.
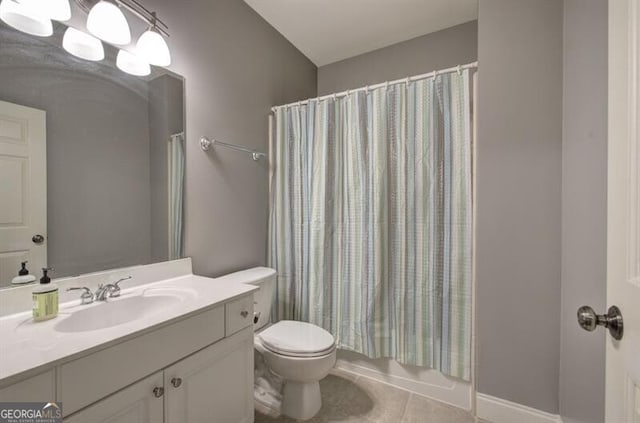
<box><xmin>317</xmin><ymin>21</ymin><xmax>477</xmax><ymax>95</ymax></box>
<box><xmin>144</xmin><ymin>0</ymin><xmax>317</xmax><ymax>276</ymax></box>
<box><xmin>476</xmin><ymin>0</ymin><xmax>563</xmax><ymax>413</ymax></box>
<box><xmin>560</xmin><ymin>1</ymin><xmax>607</xmax><ymax>422</ymax></box>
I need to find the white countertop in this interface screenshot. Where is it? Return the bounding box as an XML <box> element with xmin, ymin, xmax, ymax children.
<box><xmin>0</xmin><ymin>274</ymin><xmax>258</xmax><ymax>383</ymax></box>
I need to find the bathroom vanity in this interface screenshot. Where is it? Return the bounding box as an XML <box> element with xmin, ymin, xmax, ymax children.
<box><xmin>0</xmin><ymin>259</ymin><xmax>257</xmax><ymax>423</ymax></box>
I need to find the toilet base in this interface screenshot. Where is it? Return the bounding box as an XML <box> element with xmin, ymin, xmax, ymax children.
<box><xmin>281</xmin><ymin>380</ymin><xmax>322</xmax><ymax>420</ymax></box>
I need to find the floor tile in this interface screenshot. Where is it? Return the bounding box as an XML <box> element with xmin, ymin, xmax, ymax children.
<box><xmin>400</xmin><ymin>393</ymin><xmax>474</xmax><ymax>423</ymax></box>
<box><xmin>254</xmin><ymin>372</ymin><xmax>477</xmax><ymax>423</ymax></box>
<box><xmin>328</xmin><ymin>367</ymin><xmax>359</xmax><ymax>383</ymax></box>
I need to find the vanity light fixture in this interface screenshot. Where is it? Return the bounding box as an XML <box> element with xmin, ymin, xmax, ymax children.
<box><xmin>63</xmin><ymin>27</ymin><xmax>104</xmax><ymax>61</ymax></box>
<box><xmin>116</xmin><ymin>48</ymin><xmax>150</xmax><ymax>76</ymax></box>
<box><xmin>0</xmin><ymin>0</ymin><xmax>171</xmax><ymax>77</ymax></box>
<box><xmin>40</xmin><ymin>0</ymin><xmax>71</xmax><ymax>22</ymax></box>
<box><xmin>0</xmin><ymin>0</ymin><xmax>53</xmax><ymax>37</ymax></box>
<box><xmin>136</xmin><ymin>25</ymin><xmax>170</xmax><ymax>65</ymax></box>
<box><xmin>87</xmin><ymin>0</ymin><xmax>131</xmax><ymax>45</ymax></box>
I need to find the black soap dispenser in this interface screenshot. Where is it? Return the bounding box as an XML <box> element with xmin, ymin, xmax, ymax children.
<box><xmin>11</xmin><ymin>261</ymin><xmax>37</xmax><ymax>285</ymax></box>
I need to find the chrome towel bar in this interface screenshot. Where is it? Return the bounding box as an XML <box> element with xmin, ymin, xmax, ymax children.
<box><xmin>200</xmin><ymin>136</ymin><xmax>266</xmax><ymax>161</ymax></box>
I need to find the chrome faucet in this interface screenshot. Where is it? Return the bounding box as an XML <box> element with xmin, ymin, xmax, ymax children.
<box><xmin>94</xmin><ymin>276</ymin><xmax>132</xmax><ymax>301</ymax></box>
<box><xmin>67</xmin><ymin>286</ymin><xmax>94</xmax><ymax>305</ymax></box>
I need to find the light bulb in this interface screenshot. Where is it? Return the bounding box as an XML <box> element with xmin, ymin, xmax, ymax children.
<box><xmin>116</xmin><ymin>49</ymin><xmax>150</xmax><ymax>76</ymax></box>
<box><xmin>0</xmin><ymin>0</ymin><xmax>52</xmax><ymax>37</ymax></box>
<box><xmin>87</xmin><ymin>0</ymin><xmax>130</xmax><ymax>45</ymax></box>
<box><xmin>63</xmin><ymin>27</ymin><xmax>104</xmax><ymax>61</ymax></box>
<box><xmin>136</xmin><ymin>28</ymin><xmax>170</xmax><ymax>66</ymax></box>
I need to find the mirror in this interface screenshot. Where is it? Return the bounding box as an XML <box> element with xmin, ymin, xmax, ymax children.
<box><xmin>0</xmin><ymin>21</ymin><xmax>185</xmax><ymax>287</ymax></box>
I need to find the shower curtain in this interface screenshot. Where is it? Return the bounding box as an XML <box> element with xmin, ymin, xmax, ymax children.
<box><xmin>268</xmin><ymin>70</ymin><xmax>472</xmax><ymax>380</ymax></box>
<box><xmin>168</xmin><ymin>132</ymin><xmax>185</xmax><ymax>260</ymax></box>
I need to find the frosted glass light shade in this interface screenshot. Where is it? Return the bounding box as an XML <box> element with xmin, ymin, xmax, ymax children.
<box><xmin>136</xmin><ymin>29</ymin><xmax>170</xmax><ymax>66</ymax></box>
<box><xmin>63</xmin><ymin>27</ymin><xmax>104</xmax><ymax>61</ymax></box>
<box><xmin>0</xmin><ymin>0</ymin><xmax>52</xmax><ymax>37</ymax></box>
<box><xmin>116</xmin><ymin>49</ymin><xmax>150</xmax><ymax>76</ymax></box>
<box><xmin>87</xmin><ymin>0</ymin><xmax>130</xmax><ymax>45</ymax></box>
<box><xmin>40</xmin><ymin>0</ymin><xmax>71</xmax><ymax>21</ymax></box>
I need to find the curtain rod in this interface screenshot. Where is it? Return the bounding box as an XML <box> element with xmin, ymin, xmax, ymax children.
<box><xmin>271</xmin><ymin>61</ymin><xmax>478</xmax><ymax>113</ymax></box>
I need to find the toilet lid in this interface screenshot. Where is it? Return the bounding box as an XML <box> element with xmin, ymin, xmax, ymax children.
<box><xmin>258</xmin><ymin>320</ymin><xmax>335</xmax><ymax>356</ymax></box>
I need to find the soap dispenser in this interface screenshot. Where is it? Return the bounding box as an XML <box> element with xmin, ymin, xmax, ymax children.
<box><xmin>32</xmin><ymin>267</ymin><xmax>58</xmax><ymax>322</ymax></box>
<box><xmin>11</xmin><ymin>261</ymin><xmax>37</xmax><ymax>285</ymax></box>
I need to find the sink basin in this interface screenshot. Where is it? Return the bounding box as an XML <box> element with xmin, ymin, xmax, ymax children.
<box><xmin>54</xmin><ymin>290</ymin><xmax>191</xmax><ymax>333</ymax></box>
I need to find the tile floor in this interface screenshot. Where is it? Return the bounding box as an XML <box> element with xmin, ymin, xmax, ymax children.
<box><xmin>255</xmin><ymin>369</ymin><xmax>485</xmax><ymax>423</ymax></box>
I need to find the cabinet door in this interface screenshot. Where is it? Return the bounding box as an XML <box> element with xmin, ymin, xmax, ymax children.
<box><xmin>64</xmin><ymin>372</ymin><xmax>164</xmax><ymax>423</ymax></box>
<box><xmin>165</xmin><ymin>327</ymin><xmax>254</xmax><ymax>423</ymax></box>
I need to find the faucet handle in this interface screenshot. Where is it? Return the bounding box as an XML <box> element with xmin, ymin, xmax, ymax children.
<box><xmin>67</xmin><ymin>287</ymin><xmax>94</xmax><ymax>305</ymax></box>
<box><xmin>109</xmin><ymin>276</ymin><xmax>132</xmax><ymax>298</ymax></box>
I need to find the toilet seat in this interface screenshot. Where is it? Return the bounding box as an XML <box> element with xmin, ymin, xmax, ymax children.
<box><xmin>258</xmin><ymin>320</ymin><xmax>335</xmax><ymax>358</ymax></box>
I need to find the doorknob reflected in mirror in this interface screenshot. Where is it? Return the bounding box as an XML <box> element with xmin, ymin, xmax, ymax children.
<box><xmin>32</xmin><ymin>234</ymin><xmax>44</xmax><ymax>244</ymax></box>
<box><xmin>577</xmin><ymin>305</ymin><xmax>623</xmax><ymax>340</ymax></box>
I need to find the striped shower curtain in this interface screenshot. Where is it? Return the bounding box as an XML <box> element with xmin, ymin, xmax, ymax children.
<box><xmin>268</xmin><ymin>70</ymin><xmax>473</xmax><ymax>380</ymax></box>
<box><xmin>168</xmin><ymin>132</ymin><xmax>185</xmax><ymax>260</ymax></box>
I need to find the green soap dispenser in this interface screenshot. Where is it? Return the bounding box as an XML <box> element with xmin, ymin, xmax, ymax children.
<box><xmin>32</xmin><ymin>267</ymin><xmax>58</xmax><ymax>321</ymax></box>
<box><xmin>11</xmin><ymin>261</ymin><xmax>37</xmax><ymax>285</ymax></box>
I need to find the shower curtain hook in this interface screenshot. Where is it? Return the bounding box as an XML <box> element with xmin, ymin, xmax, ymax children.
<box><xmin>457</xmin><ymin>65</ymin><xmax>462</xmax><ymax>75</ymax></box>
<box><xmin>405</xmin><ymin>77</ymin><xmax>410</xmax><ymax>87</ymax></box>
<box><xmin>333</xmin><ymin>93</ymin><xmax>337</xmax><ymax>101</ymax></box>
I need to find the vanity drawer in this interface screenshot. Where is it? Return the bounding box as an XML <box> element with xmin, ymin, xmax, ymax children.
<box><xmin>0</xmin><ymin>370</ymin><xmax>55</xmax><ymax>402</ymax></box>
<box><xmin>59</xmin><ymin>305</ymin><xmax>224</xmax><ymax>416</ymax></box>
<box><xmin>225</xmin><ymin>295</ymin><xmax>254</xmax><ymax>336</ymax></box>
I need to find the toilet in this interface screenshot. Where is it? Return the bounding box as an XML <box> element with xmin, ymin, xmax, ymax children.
<box><xmin>222</xmin><ymin>267</ymin><xmax>336</xmax><ymax>421</ymax></box>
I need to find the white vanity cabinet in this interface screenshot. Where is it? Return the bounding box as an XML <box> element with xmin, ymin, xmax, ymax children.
<box><xmin>59</xmin><ymin>297</ymin><xmax>254</xmax><ymax>423</ymax></box>
<box><xmin>64</xmin><ymin>327</ymin><xmax>254</xmax><ymax>423</ymax></box>
<box><xmin>64</xmin><ymin>372</ymin><xmax>164</xmax><ymax>423</ymax></box>
<box><xmin>164</xmin><ymin>328</ymin><xmax>254</xmax><ymax>423</ymax></box>
<box><xmin>0</xmin><ymin>291</ymin><xmax>255</xmax><ymax>423</ymax></box>
<box><xmin>0</xmin><ymin>370</ymin><xmax>55</xmax><ymax>403</ymax></box>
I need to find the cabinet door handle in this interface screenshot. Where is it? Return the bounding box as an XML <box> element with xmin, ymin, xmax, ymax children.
<box><xmin>240</xmin><ymin>310</ymin><xmax>249</xmax><ymax>318</ymax></box>
<box><xmin>171</xmin><ymin>377</ymin><xmax>182</xmax><ymax>388</ymax></box>
<box><xmin>152</xmin><ymin>387</ymin><xmax>164</xmax><ymax>398</ymax></box>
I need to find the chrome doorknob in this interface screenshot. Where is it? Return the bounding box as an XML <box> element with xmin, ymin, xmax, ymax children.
<box><xmin>577</xmin><ymin>305</ymin><xmax>623</xmax><ymax>341</ymax></box>
<box><xmin>32</xmin><ymin>234</ymin><xmax>45</xmax><ymax>244</ymax></box>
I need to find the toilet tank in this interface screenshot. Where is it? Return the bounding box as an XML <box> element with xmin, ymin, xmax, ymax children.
<box><xmin>217</xmin><ymin>267</ymin><xmax>276</xmax><ymax>331</ymax></box>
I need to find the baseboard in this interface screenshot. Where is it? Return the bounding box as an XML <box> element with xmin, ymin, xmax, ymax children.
<box><xmin>334</xmin><ymin>352</ymin><xmax>472</xmax><ymax>410</ymax></box>
<box><xmin>476</xmin><ymin>393</ymin><xmax>563</xmax><ymax>423</ymax></box>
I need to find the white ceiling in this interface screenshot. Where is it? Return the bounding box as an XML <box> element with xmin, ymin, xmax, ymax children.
<box><xmin>243</xmin><ymin>0</ymin><xmax>478</xmax><ymax>66</ymax></box>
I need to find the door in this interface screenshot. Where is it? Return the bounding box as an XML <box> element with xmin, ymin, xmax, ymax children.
<box><xmin>0</xmin><ymin>100</ymin><xmax>46</xmax><ymax>287</ymax></box>
<box><xmin>607</xmin><ymin>0</ymin><xmax>640</xmax><ymax>421</ymax></box>
<box><xmin>64</xmin><ymin>372</ymin><xmax>164</xmax><ymax>423</ymax></box>
<box><xmin>165</xmin><ymin>327</ymin><xmax>254</xmax><ymax>423</ymax></box>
